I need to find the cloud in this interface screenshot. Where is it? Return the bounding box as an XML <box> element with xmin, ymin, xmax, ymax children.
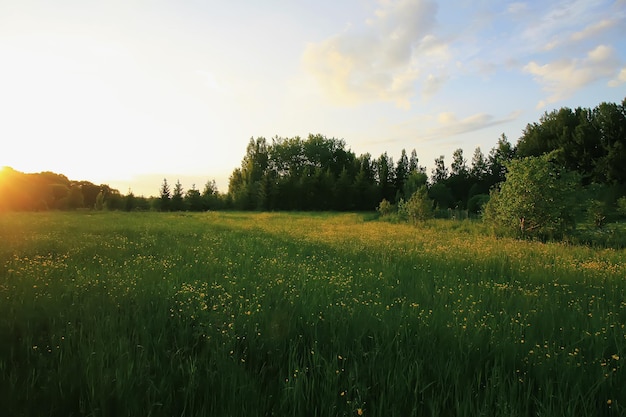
<box><xmin>302</xmin><ymin>0</ymin><xmax>443</xmax><ymax>108</ymax></box>
<box><xmin>570</xmin><ymin>18</ymin><xmax>619</xmax><ymax>42</ymax></box>
<box><xmin>608</xmin><ymin>68</ymin><xmax>626</xmax><ymax>87</ymax></box>
<box><xmin>517</xmin><ymin>0</ymin><xmax>623</xmax><ymax>53</ymax></box>
<box><xmin>524</xmin><ymin>45</ymin><xmax>622</xmax><ymax>107</ymax></box>
<box><xmin>430</xmin><ymin>110</ymin><xmax>522</xmax><ymax>139</ymax></box>
<box><xmin>543</xmin><ymin>17</ymin><xmax>621</xmax><ymax>50</ymax></box>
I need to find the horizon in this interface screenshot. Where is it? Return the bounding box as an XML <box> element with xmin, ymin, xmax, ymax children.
<box><xmin>2</xmin><ymin>0</ymin><xmax>625</xmax><ymax>197</ymax></box>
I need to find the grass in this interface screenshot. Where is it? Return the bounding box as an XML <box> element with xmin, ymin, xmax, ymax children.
<box><xmin>0</xmin><ymin>211</ymin><xmax>624</xmax><ymax>416</ymax></box>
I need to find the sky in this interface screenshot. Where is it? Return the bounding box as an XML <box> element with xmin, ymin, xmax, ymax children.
<box><xmin>1</xmin><ymin>0</ymin><xmax>625</xmax><ymax>197</ymax></box>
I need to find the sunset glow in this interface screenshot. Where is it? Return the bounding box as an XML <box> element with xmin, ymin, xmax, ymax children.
<box><xmin>1</xmin><ymin>1</ymin><xmax>625</xmax><ymax>196</ymax></box>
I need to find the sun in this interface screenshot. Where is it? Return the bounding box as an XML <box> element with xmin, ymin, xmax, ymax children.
<box><xmin>0</xmin><ymin>166</ymin><xmax>12</xmax><ymax>184</ymax></box>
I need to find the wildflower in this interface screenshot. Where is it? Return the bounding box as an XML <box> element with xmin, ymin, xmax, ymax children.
<box><xmin>357</xmin><ymin>408</ymin><xmax>363</xmax><ymax>416</ymax></box>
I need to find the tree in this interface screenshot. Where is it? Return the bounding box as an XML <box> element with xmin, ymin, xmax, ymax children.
<box><xmin>159</xmin><ymin>178</ymin><xmax>171</xmax><ymax>211</ymax></box>
<box><xmin>428</xmin><ymin>182</ymin><xmax>454</xmax><ymax>210</ymax></box>
<box><xmin>185</xmin><ymin>184</ymin><xmax>203</xmax><ymax>211</ymax></box>
<box><xmin>124</xmin><ymin>189</ymin><xmax>136</xmax><ymax>212</ymax></box>
<box><xmin>403</xmin><ymin>170</ymin><xmax>428</xmax><ymax>200</ymax></box>
<box><xmin>171</xmin><ymin>180</ymin><xmax>185</xmax><ymax>211</ymax></box>
<box><xmin>377</xmin><ymin>199</ymin><xmax>394</xmax><ymax>216</ymax></box>
<box><xmin>399</xmin><ymin>186</ymin><xmax>433</xmax><ymax>223</ymax></box>
<box><xmin>450</xmin><ymin>148</ymin><xmax>468</xmax><ymax>177</ymax></box>
<box><xmin>487</xmin><ymin>134</ymin><xmax>515</xmax><ymax>185</ymax></box>
<box><xmin>408</xmin><ymin>149</ymin><xmax>425</xmax><ymax>174</ymax></box>
<box><xmin>376</xmin><ymin>152</ymin><xmax>395</xmax><ymax>202</ymax></box>
<box><xmin>65</xmin><ymin>185</ymin><xmax>85</xmax><ymax>209</ymax></box>
<box><xmin>202</xmin><ymin>180</ymin><xmax>221</xmax><ymax>210</ymax></box>
<box><xmin>394</xmin><ymin>149</ymin><xmax>409</xmax><ymax>201</ymax></box>
<box><xmin>431</xmin><ymin>155</ymin><xmax>448</xmax><ymax>184</ymax></box>
<box><xmin>483</xmin><ymin>153</ymin><xmax>580</xmax><ymax>239</ymax></box>
<box><xmin>470</xmin><ymin>147</ymin><xmax>488</xmax><ymax>180</ymax></box>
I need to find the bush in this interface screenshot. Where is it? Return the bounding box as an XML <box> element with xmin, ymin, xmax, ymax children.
<box><xmin>399</xmin><ymin>186</ymin><xmax>433</xmax><ymax>224</ymax></box>
<box><xmin>483</xmin><ymin>153</ymin><xmax>580</xmax><ymax>240</ymax></box>
<box><xmin>376</xmin><ymin>199</ymin><xmax>395</xmax><ymax>216</ymax></box>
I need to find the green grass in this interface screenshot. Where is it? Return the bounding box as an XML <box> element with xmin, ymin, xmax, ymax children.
<box><xmin>0</xmin><ymin>211</ymin><xmax>624</xmax><ymax>416</ymax></box>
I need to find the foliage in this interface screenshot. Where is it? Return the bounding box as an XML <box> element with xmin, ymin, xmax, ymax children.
<box><xmin>376</xmin><ymin>198</ymin><xmax>394</xmax><ymax>216</ymax></box>
<box><xmin>159</xmin><ymin>178</ymin><xmax>171</xmax><ymax>211</ymax></box>
<box><xmin>467</xmin><ymin>193</ymin><xmax>490</xmax><ymax>214</ymax></box>
<box><xmin>618</xmin><ymin>197</ymin><xmax>626</xmax><ymax>217</ymax></box>
<box><xmin>587</xmin><ymin>200</ymin><xmax>608</xmax><ymax>228</ymax></box>
<box><xmin>428</xmin><ymin>182</ymin><xmax>454</xmax><ymax>209</ymax></box>
<box><xmin>484</xmin><ymin>153</ymin><xmax>580</xmax><ymax>239</ymax></box>
<box><xmin>517</xmin><ymin>98</ymin><xmax>626</xmax><ymax>185</ymax></box>
<box><xmin>226</xmin><ymin>135</ymin><xmax>439</xmax><ymax>211</ymax></box>
<box><xmin>398</xmin><ymin>186</ymin><xmax>433</xmax><ymax>223</ymax></box>
<box><xmin>171</xmin><ymin>180</ymin><xmax>185</xmax><ymax>211</ymax></box>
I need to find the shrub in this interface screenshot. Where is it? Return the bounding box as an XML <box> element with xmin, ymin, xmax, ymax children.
<box><xmin>376</xmin><ymin>199</ymin><xmax>395</xmax><ymax>216</ymax></box>
<box><xmin>399</xmin><ymin>186</ymin><xmax>433</xmax><ymax>224</ymax></box>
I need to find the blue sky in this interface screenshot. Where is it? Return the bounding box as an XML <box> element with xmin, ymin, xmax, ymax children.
<box><xmin>1</xmin><ymin>0</ymin><xmax>625</xmax><ymax>196</ymax></box>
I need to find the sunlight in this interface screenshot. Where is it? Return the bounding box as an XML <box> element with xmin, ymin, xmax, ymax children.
<box><xmin>0</xmin><ymin>166</ymin><xmax>11</xmax><ymax>185</ymax></box>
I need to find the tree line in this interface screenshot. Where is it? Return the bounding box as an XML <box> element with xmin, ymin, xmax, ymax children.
<box><xmin>224</xmin><ymin>133</ymin><xmax>515</xmax><ymax>213</ymax></box>
<box><xmin>2</xmin><ymin>98</ymin><xmax>625</xmax><ymax>229</ymax></box>
<box><xmin>225</xmin><ymin>98</ymin><xmax>625</xmax><ymax>217</ymax></box>
<box><xmin>0</xmin><ymin>168</ymin><xmax>130</xmax><ymax>212</ymax></box>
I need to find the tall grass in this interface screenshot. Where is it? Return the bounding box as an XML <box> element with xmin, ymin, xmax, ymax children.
<box><xmin>0</xmin><ymin>211</ymin><xmax>624</xmax><ymax>416</ymax></box>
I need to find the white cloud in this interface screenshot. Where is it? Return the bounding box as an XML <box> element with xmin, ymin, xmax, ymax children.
<box><xmin>608</xmin><ymin>68</ymin><xmax>626</xmax><ymax>87</ymax></box>
<box><xmin>570</xmin><ymin>18</ymin><xmax>618</xmax><ymax>42</ymax></box>
<box><xmin>302</xmin><ymin>0</ymin><xmax>444</xmax><ymax>108</ymax></box>
<box><xmin>431</xmin><ymin>111</ymin><xmax>521</xmax><ymax>138</ymax></box>
<box><xmin>518</xmin><ymin>0</ymin><xmax>619</xmax><ymax>52</ymax></box>
<box><xmin>524</xmin><ymin>45</ymin><xmax>622</xmax><ymax>107</ymax></box>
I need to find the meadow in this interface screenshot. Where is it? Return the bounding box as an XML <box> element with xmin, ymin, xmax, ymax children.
<box><xmin>0</xmin><ymin>211</ymin><xmax>624</xmax><ymax>417</ymax></box>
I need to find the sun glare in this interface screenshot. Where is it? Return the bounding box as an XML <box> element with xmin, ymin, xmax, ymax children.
<box><xmin>0</xmin><ymin>166</ymin><xmax>11</xmax><ymax>183</ymax></box>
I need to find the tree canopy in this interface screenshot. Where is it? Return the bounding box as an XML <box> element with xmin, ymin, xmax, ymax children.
<box><xmin>483</xmin><ymin>153</ymin><xmax>580</xmax><ymax>239</ymax></box>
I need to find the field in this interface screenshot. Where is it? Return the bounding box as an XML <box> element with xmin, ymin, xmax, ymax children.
<box><xmin>1</xmin><ymin>211</ymin><xmax>625</xmax><ymax>417</ymax></box>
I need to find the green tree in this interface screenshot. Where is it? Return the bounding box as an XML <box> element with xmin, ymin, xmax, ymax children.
<box><xmin>124</xmin><ymin>189</ymin><xmax>136</xmax><ymax>212</ymax></box>
<box><xmin>376</xmin><ymin>153</ymin><xmax>395</xmax><ymax>203</ymax></box>
<box><xmin>483</xmin><ymin>153</ymin><xmax>580</xmax><ymax>239</ymax></box>
<box><xmin>185</xmin><ymin>184</ymin><xmax>203</xmax><ymax>211</ymax></box>
<box><xmin>402</xmin><ymin>170</ymin><xmax>428</xmax><ymax>200</ymax></box>
<box><xmin>400</xmin><ymin>186</ymin><xmax>433</xmax><ymax>223</ymax></box>
<box><xmin>159</xmin><ymin>178</ymin><xmax>171</xmax><ymax>211</ymax></box>
<box><xmin>408</xmin><ymin>149</ymin><xmax>425</xmax><ymax>174</ymax></box>
<box><xmin>431</xmin><ymin>155</ymin><xmax>448</xmax><ymax>184</ymax></box>
<box><xmin>65</xmin><ymin>185</ymin><xmax>85</xmax><ymax>210</ymax></box>
<box><xmin>487</xmin><ymin>133</ymin><xmax>515</xmax><ymax>185</ymax></box>
<box><xmin>470</xmin><ymin>147</ymin><xmax>488</xmax><ymax>180</ymax></box>
<box><xmin>394</xmin><ymin>149</ymin><xmax>409</xmax><ymax>202</ymax></box>
<box><xmin>377</xmin><ymin>198</ymin><xmax>394</xmax><ymax>216</ymax></box>
<box><xmin>202</xmin><ymin>180</ymin><xmax>221</xmax><ymax>210</ymax></box>
<box><xmin>171</xmin><ymin>180</ymin><xmax>185</xmax><ymax>211</ymax></box>
<box><xmin>450</xmin><ymin>148</ymin><xmax>468</xmax><ymax>177</ymax></box>
<box><xmin>428</xmin><ymin>182</ymin><xmax>454</xmax><ymax>210</ymax></box>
